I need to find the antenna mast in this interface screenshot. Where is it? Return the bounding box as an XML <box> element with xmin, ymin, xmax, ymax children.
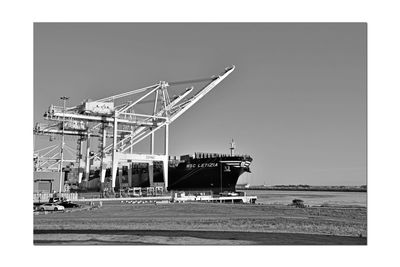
<box><xmin>230</xmin><ymin>139</ymin><xmax>235</xmax><ymax>156</ymax></box>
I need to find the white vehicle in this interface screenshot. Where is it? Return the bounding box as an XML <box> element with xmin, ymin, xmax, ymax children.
<box><xmin>38</xmin><ymin>203</ymin><xmax>65</xmax><ymax>212</ymax></box>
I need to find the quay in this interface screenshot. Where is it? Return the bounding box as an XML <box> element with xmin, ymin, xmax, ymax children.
<box><xmin>72</xmin><ymin>194</ymin><xmax>257</xmax><ymax>204</ymax></box>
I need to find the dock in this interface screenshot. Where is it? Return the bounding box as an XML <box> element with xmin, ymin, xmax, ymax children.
<box><xmin>73</xmin><ymin>194</ymin><xmax>257</xmax><ymax>204</ymax></box>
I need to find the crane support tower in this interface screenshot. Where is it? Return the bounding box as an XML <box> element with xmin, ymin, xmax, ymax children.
<box><xmin>34</xmin><ymin>66</ymin><xmax>235</xmax><ymax>192</ymax></box>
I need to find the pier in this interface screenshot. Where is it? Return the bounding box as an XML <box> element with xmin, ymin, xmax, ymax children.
<box><xmin>72</xmin><ymin>194</ymin><xmax>257</xmax><ymax>204</ymax></box>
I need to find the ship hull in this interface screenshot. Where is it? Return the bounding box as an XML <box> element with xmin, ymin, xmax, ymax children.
<box><xmin>89</xmin><ymin>155</ymin><xmax>252</xmax><ymax>194</ymax></box>
<box><xmin>165</xmin><ymin>157</ymin><xmax>251</xmax><ymax>193</ymax></box>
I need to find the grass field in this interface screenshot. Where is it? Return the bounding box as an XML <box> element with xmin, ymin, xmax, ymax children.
<box><xmin>33</xmin><ymin>202</ymin><xmax>367</xmax><ymax>245</ymax></box>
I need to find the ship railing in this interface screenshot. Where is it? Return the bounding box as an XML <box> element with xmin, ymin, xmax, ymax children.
<box><xmin>192</xmin><ymin>153</ymin><xmax>251</xmax><ymax>159</ymax></box>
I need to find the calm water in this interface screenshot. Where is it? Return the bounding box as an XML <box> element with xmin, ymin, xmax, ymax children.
<box><xmin>239</xmin><ymin>190</ymin><xmax>367</xmax><ymax>207</ymax></box>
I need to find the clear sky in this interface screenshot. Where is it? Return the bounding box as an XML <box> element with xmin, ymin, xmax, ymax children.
<box><xmin>34</xmin><ymin>23</ymin><xmax>366</xmax><ymax>186</ymax></box>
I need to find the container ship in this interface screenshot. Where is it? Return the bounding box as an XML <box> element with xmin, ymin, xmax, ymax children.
<box><xmin>87</xmin><ymin>153</ymin><xmax>252</xmax><ymax>194</ymax></box>
<box><xmin>86</xmin><ymin>142</ymin><xmax>252</xmax><ymax>193</ymax></box>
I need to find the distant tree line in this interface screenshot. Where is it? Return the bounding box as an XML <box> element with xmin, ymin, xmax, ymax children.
<box><xmin>236</xmin><ymin>184</ymin><xmax>367</xmax><ymax>192</ymax></box>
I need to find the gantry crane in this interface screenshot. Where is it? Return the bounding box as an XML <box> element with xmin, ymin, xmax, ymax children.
<box><xmin>34</xmin><ymin>66</ymin><xmax>235</xmax><ymax>192</ymax></box>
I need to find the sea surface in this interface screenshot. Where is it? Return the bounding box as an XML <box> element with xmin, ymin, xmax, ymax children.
<box><xmin>239</xmin><ymin>190</ymin><xmax>367</xmax><ymax>207</ymax></box>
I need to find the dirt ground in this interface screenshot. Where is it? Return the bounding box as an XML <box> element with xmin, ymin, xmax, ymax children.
<box><xmin>33</xmin><ymin>202</ymin><xmax>367</xmax><ymax>245</ymax></box>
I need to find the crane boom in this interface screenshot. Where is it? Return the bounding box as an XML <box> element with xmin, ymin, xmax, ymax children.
<box><xmin>34</xmin><ymin>66</ymin><xmax>236</xmax><ymax>190</ymax></box>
